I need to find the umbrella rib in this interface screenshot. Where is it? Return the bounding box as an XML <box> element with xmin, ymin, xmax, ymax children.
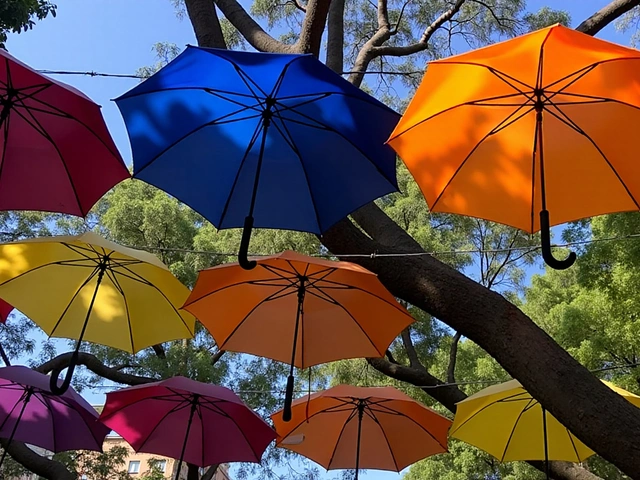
<box><xmin>273</xmin><ymin>93</ymin><xmax>331</xmax><ymax>112</ymax></box>
<box><xmin>216</xmin><ymin>283</ymin><xmax>295</xmax><ymax>351</ymax></box>
<box><xmin>110</xmin><ymin>263</ymin><xmax>194</xmax><ymax>337</ymax></box>
<box><xmin>35</xmin><ymin>393</ymin><xmax>58</xmax><ymax>453</ymax></box>
<box><xmin>203</xmin><ymin>399</ymin><xmax>261</xmax><ymax>462</ymax></box>
<box><xmin>433</xmin><ymin>60</ymin><xmax>535</xmax><ymax>91</ymax></box>
<box><xmin>120</xmin><ymin>86</ymin><xmax>261</xmax><ymax>101</ymax></box>
<box><xmin>307</xmin><ymin>288</ymin><xmax>385</xmax><ymax>356</ymax></box>
<box><xmin>183</xmin><ymin>276</ymin><xmax>294</xmax><ymax>307</ymax></box>
<box><xmin>104</xmin><ymin>266</ymin><xmax>135</xmax><ymax>353</ymax></box>
<box><xmin>0</xmin><ymin>103</ymin><xmax>11</xmax><ymax>187</ymax></box>
<box><xmin>363</xmin><ymin>405</ymin><xmax>400</xmax><ymax>471</ymax></box>
<box><xmin>368</xmin><ymin>401</ymin><xmax>449</xmax><ymax>452</ymax></box>
<box><xmin>430</xmin><ymin>104</ymin><xmax>535</xmax><ymax>213</ymax></box>
<box><xmin>567</xmin><ymin>428</ymin><xmax>583</xmax><ymax>462</ymax></box>
<box><xmin>269</xmin><ymin>112</ymin><xmax>324</xmax><ymax>231</ymax></box>
<box><xmin>543</xmin><ymin>104</ymin><xmax>640</xmax><ymax>209</ymax></box>
<box><xmin>15</xmin><ymin>93</ymin><xmax>122</xmax><ymax>159</ymax></box>
<box><xmin>233</xmin><ymin>64</ymin><xmax>270</xmax><ymax>100</ymax></box>
<box><xmin>204</xmin><ymin>89</ymin><xmax>262</xmax><ymax>111</ymax></box>
<box><xmin>61</xmin><ymin>242</ymin><xmax>104</xmax><ymax>262</ymax></box>
<box><xmin>543</xmin><ymin>66</ymin><xmax>597</xmax><ymax>103</ymax></box>
<box><xmin>0</xmin><ymin>258</ymin><xmax>98</xmax><ymax>288</ymax></box>
<box><xmin>269</xmin><ymin>57</ymin><xmax>304</xmax><ymax>100</ymax></box>
<box><xmin>217</xmin><ymin>118</ymin><xmax>266</xmax><ymax>227</ymax></box>
<box><xmin>8</xmin><ymin>102</ymin><xmax>85</xmax><ymax>213</ymax></box>
<box><xmin>260</xmin><ymin>264</ymin><xmax>299</xmax><ymax>286</ymax></box>
<box><xmin>327</xmin><ymin>407</ymin><xmax>359</xmax><ymax>469</ymax></box>
<box><xmin>49</xmin><ymin>266</ymin><xmax>101</xmax><ymax>338</ymax></box>
<box><xmin>500</xmin><ymin>397</ymin><xmax>536</xmax><ymax>462</ymax></box>
<box><xmin>197</xmin><ymin>404</ymin><xmax>205</xmax><ymax>467</ymax></box>
<box><xmin>135</xmin><ymin>401</ymin><xmax>193</xmax><ymax>453</ymax></box>
<box><xmin>270</xmin><ymin>108</ymin><xmax>398</xmax><ymax>191</ymax></box>
<box><xmin>543</xmin><ymin>63</ymin><xmax>600</xmax><ymax>91</ymax></box>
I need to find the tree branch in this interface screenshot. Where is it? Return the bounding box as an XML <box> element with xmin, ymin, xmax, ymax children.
<box><xmin>400</xmin><ymin>328</ymin><xmax>424</xmax><ymax>370</ymax></box>
<box><xmin>371</xmin><ymin>0</ymin><xmax>466</xmax><ymax>56</ymax></box>
<box><xmin>0</xmin><ymin>343</ymin><xmax>10</xmax><ymax>366</ymax></box>
<box><xmin>325</xmin><ymin>0</ymin><xmax>345</xmax><ymax>72</ymax></box>
<box><xmin>184</xmin><ymin>0</ymin><xmax>228</xmax><ymax>49</ymax></box>
<box><xmin>214</xmin><ymin>0</ymin><xmax>295</xmax><ymax>52</ymax></box>
<box><xmin>576</xmin><ymin>0</ymin><xmax>640</xmax><ymax>35</ymax></box>
<box><xmin>201</xmin><ymin>464</ymin><xmax>220</xmax><ymax>480</ymax></box>
<box><xmin>296</xmin><ymin>0</ymin><xmax>332</xmax><ymax>55</ymax></box>
<box><xmin>211</xmin><ymin>349</ymin><xmax>225</xmax><ymax>365</ymax></box>
<box><xmin>0</xmin><ymin>440</ymin><xmax>74</xmax><ymax>480</ymax></box>
<box><xmin>447</xmin><ymin>332</ymin><xmax>461</xmax><ymax>384</ymax></box>
<box><xmin>152</xmin><ymin>344</ymin><xmax>166</xmax><ymax>360</ymax></box>
<box><xmin>36</xmin><ymin>352</ymin><xmax>156</xmax><ymax>386</ymax></box>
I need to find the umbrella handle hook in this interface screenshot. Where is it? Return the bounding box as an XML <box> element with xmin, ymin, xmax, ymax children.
<box><xmin>540</xmin><ymin>210</ymin><xmax>576</xmax><ymax>270</ymax></box>
<box><xmin>239</xmin><ymin>216</ymin><xmax>257</xmax><ymax>270</ymax></box>
<box><xmin>49</xmin><ymin>350</ymin><xmax>78</xmax><ymax>395</ymax></box>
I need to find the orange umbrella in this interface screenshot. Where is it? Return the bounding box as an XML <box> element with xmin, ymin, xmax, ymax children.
<box><xmin>182</xmin><ymin>251</ymin><xmax>413</xmax><ymax>421</ymax></box>
<box><xmin>388</xmin><ymin>24</ymin><xmax>640</xmax><ymax>270</ymax></box>
<box><xmin>271</xmin><ymin>385</ymin><xmax>451</xmax><ymax>479</ymax></box>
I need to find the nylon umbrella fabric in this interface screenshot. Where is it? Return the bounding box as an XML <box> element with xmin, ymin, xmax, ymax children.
<box><xmin>447</xmin><ymin>379</ymin><xmax>638</xmax><ymax>464</ymax></box>
<box><xmin>387</xmin><ymin>24</ymin><xmax>640</xmax><ymax>269</ymax></box>
<box><xmin>182</xmin><ymin>250</ymin><xmax>414</xmax><ymax>420</ymax></box>
<box><xmin>115</xmin><ymin>46</ymin><xmax>400</xmax><ymax>268</ymax></box>
<box><xmin>183</xmin><ymin>250</ymin><xmax>413</xmax><ymax>368</ymax></box>
<box><xmin>0</xmin><ymin>232</ymin><xmax>195</xmax><ymax>393</ymax></box>
<box><xmin>0</xmin><ymin>49</ymin><xmax>129</xmax><ymax>216</ymax></box>
<box><xmin>0</xmin><ymin>365</ymin><xmax>109</xmax><ymax>455</ymax></box>
<box><xmin>99</xmin><ymin>376</ymin><xmax>276</xmax><ymax>471</ymax></box>
<box><xmin>271</xmin><ymin>385</ymin><xmax>451</xmax><ymax>477</ymax></box>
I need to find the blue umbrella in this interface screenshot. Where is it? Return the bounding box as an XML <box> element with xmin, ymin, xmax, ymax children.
<box><xmin>115</xmin><ymin>47</ymin><xmax>400</xmax><ymax>269</ymax></box>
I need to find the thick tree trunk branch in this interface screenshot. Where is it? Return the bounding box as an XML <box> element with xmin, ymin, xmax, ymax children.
<box><xmin>201</xmin><ymin>464</ymin><xmax>220</xmax><ymax>480</ymax></box>
<box><xmin>36</xmin><ymin>352</ymin><xmax>156</xmax><ymax>386</ymax></box>
<box><xmin>0</xmin><ymin>343</ymin><xmax>10</xmax><ymax>366</ymax></box>
<box><xmin>0</xmin><ymin>440</ymin><xmax>74</xmax><ymax>480</ymax></box>
<box><xmin>214</xmin><ymin>0</ymin><xmax>295</xmax><ymax>52</ymax></box>
<box><xmin>152</xmin><ymin>344</ymin><xmax>166</xmax><ymax>360</ymax></box>
<box><xmin>322</xmin><ymin>217</ymin><xmax>640</xmax><ymax>477</ymax></box>
<box><xmin>296</xmin><ymin>0</ymin><xmax>332</xmax><ymax>55</ymax></box>
<box><xmin>325</xmin><ymin>0</ymin><xmax>345</xmax><ymax>72</ymax></box>
<box><xmin>185</xmin><ymin>0</ymin><xmax>228</xmax><ymax>49</ymax></box>
<box><xmin>576</xmin><ymin>0</ymin><xmax>640</xmax><ymax>35</ymax></box>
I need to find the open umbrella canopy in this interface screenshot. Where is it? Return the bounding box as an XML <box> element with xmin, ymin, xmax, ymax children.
<box><xmin>0</xmin><ymin>49</ymin><xmax>129</xmax><ymax>216</ymax></box>
<box><xmin>0</xmin><ymin>232</ymin><xmax>195</xmax><ymax>393</ymax></box>
<box><xmin>388</xmin><ymin>24</ymin><xmax>640</xmax><ymax>269</ymax></box>
<box><xmin>115</xmin><ymin>46</ymin><xmax>400</xmax><ymax>268</ymax></box>
<box><xmin>100</xmin><ymin>377</ymin><xmax>275</xmax><ymax>473</ymax></box>
<box><xmin>272</xmin><ymin>385</ymin><xmax>451</xmax><ymax>478</ymax></box>
<box><xmin>183</xmin><ymin>251</ymin><xmax>414</xmax><ymax>419</ymax></box>
<box><xmin>448</xmin><ymin>378</ymin><xmax>640</xmax><ymax>467</ymax></box>
<box><xmin>0</xmin><ymin>366</ymin><xmax>109</xmax><ymax>455</ymax></box>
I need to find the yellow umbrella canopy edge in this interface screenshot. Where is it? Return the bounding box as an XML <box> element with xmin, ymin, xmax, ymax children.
<box><xmin>0</xmin><ymin>231</ymin><xmax>195</xmax><ymax>394</ymax></box>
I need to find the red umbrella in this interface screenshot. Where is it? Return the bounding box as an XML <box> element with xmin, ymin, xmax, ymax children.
<box><xmin>0</xmin><ymin>299</ymin><xmax>11</xmax><ymax>324</ymax></box>
<box><xmin>99</xmin><ymin>377</ymin><xmax>275</xmax><ymax>479</ymax></box>
<box><xmin>0</xmin><ymin>49</ymin><xmax>129</xmax><ymax>216</ymax></box>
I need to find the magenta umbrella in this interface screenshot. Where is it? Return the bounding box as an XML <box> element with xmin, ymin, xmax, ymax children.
<box><xmin>99</xmin><ymin>377</ymin><xmax>276</xmax><ymax>479</ymax></box>
<box><xmin>0</xmin><ymin>365</ymin><xmax>109</xmax><ymax>465</ymax></box>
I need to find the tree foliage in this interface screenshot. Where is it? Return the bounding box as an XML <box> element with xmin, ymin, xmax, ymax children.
<box><xmin>0</xmin><ymin>0</ymin><xmax>56</xmax><ymax>48</ymax></box>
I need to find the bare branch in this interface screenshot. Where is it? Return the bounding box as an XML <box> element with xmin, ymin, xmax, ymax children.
<box><xmin>576</xmin><ymin>0</ymin><xmax>640</xmax><ymax>35</ymax></box>
<box><xmin>214</xmin><ymin>0</ymin><xmax>295</xmax><ymax>52</ymax></box>
<box><xmin>372</xmin><ymin>0</ymin><xmax>466</xmax><ymax>57</ymax></box>
<box><xmin>36</xmin><ymin>352</ymin><xmax>156</xmax><ymax>386</ymax></box>
<box><xmin>184</xmin><ymin>0</ymin><xmax>228</xmax><ymax>48</ymax></box>
<box><xmin>447</xmin><ymin>332</ymin><xmax>462</xmax><ymax>384</ymax></box>
<box><xmin>401</xmin><ymin>328</ymin><xmax>424</xmax><ymax>370</ymax></box>
<box><xmin>1</xmin><ymin>440</ymin><xmax>74</xmax><ymax>480</ymax></box>
<box><xmin>0</xmin><ymin>343</ymin><xmax>10</xmax><ymax>366</ymax></box>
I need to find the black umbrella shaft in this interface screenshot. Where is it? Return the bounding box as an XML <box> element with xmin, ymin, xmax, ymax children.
<box><xmin>248</xmin><ymin>116</ymin><xmax>271</xmax><ymax>218</ymax></box>
<box><xmin>534</xmin><ymin>107</ymin><xmax>548</xmax><ymax>212</ymax></box>
<box><xmin>0</xmin><ymin>390</ymin><xmax>32</xmax><ymax>467</ymax></box>
<box><xmin>76</xmin><ymin>266</ymin><xmax>107</xmax><ymax>350</ymax></box>
<box><xmin>542</xmin><ymin>407</ymin><xmax>549</xmax><ymax>480</ymax></box>
<box><xmin>289</xmin><ymin>280</ymin><xmax>306</xmax><ymax>375</ymax></box>
<box><xmin>174</xmin><ymin>397</ymin><xmax>199</xmax><ymax>480</ymax></box>
<box><xmin>354</xmin><ymin>403</ymin><xmax>364</xmax><ymax>480</ymax></box>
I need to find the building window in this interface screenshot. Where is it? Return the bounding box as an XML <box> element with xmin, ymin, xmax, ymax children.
<box><xmin>128</xmin><ymin>461</ymin><xmax>141</xmax><ymax>474</ymax></box>
<box><xmin>156</xmin><ymin>460</ymin><xmax>167</xmax><ymax>473</ymax></box>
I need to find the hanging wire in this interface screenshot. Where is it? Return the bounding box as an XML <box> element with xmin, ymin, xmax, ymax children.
<box><xmin>113</xmin><ymin>231</ymin><xmax>640</xmax><ymax>260</ymax></box>
<box><xmin>85</xmin><ymin>361</ymin><xmax>640</xmax><ymax>393</ymax></box>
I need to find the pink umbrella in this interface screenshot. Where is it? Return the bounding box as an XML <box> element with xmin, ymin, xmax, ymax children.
<box><xmin>0</xmin><ymin>365</ymin><xmax>109</xmax><ymax>466</ymax></box>
<box><xmin>0</xmin><ymin>49</ymin><xmax>130</xmax><ymax>216</ymax></box>
<box><xmin>99</xmin><ymin>377</ymin><xmax>275</xmax><ymax>479</ymax></box>
<box><xmin>0</xmin><ymin>299</ymin><xmax>12</xmax><ymax>323</ymax></box>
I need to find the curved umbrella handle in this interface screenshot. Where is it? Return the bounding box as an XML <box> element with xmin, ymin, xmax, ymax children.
<box><xmin>239</xmin><ymin>216</ymin><xmax>257</xmax><ymax>270</ymax></box>
<box><xmin>49</xmin><ymin>350</ymin><xmax>78</xmax><ymax>395</ymax></box>
<box><xmin>282</xmin><ymin>375</ymin><xmax>295</xmax><ymax>422</ymax></box>
<box><xmin>540</xmin><ymin>210</ymin><xmax>576</xmax><ymax>270</ymax></box>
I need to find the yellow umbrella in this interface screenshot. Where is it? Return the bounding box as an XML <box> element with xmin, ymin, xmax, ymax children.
<box><xmin>0</xmin><ymin>232</ymin><xmax>195</xmax><ymax>394</ymax></box>
<box><xmin>450</xmin><ymin>379</ymin><xmax>640</xmax><ymax>478</ymax></box>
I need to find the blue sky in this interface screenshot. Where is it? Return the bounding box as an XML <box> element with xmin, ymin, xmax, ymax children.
<box><xmin>3</xmin><ymin>1</ymin><xmax>636</xmax><ymax>479</ymax></box>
